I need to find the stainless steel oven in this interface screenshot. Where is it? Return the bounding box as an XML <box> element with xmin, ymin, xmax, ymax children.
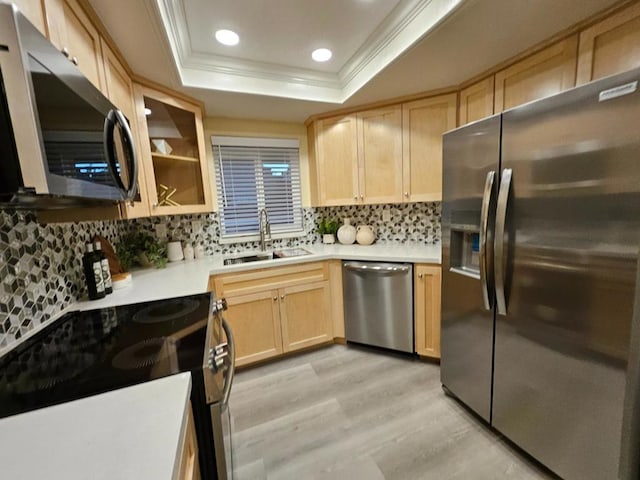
<box><xmin>202</xmin><ymin>297</ymin><xmax>235</xmax><ymax>479</ymax></box>
<box><xmin>0</xmin><ymin>3</ymin><xmax>137</xmax><ymax>208</ymax></box>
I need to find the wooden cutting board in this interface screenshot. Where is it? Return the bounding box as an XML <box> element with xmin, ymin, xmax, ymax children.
<box><xmin>92</xmin><ymin>235</ymin><xmax>124</xmax><ymax>275</ymax></box>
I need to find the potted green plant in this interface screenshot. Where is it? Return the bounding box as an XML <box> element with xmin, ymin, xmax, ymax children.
<box><xmin>317</xmin><ymin>218</ymin><xmax>339</xmax><ymax>244</ymax></box>
<box><xmin>116</xmin><ymin>230</ymin><xmax>168</xmax><ymax>270</ymax></box>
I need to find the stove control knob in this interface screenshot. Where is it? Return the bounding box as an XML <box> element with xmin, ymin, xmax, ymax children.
<box><xmin>208</xmin><ymin>347</ymin><xmax>229</xmax><ymax>373</ymax></box>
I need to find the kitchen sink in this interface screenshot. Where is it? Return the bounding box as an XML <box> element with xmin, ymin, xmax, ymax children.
<box><xmin>273</xmin><ymin>248</ymin><xmax>313</xmax><ymax>258</ymax></box>
<box><xmin>223</xmin><ymin>253</ymin><xmax>273</xmax><ymax>265</ymax></box>
<box><xmin>222</xmin><ymin>248</ymin><xmax>312</xmax><ymax>266</ymax></box>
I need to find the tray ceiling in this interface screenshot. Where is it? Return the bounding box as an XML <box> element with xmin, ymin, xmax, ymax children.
<box><xmin>155</xmin><ymin>0</ymin><xmax>463</xmax><ymax>103</ymax></box>
<box><xmin>89</xmin><ymin>0</ymin><xmax>622</xmax><ymax>122</ymax></box>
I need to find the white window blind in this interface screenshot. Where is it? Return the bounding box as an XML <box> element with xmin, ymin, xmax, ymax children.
<box><xmin>212</xmin><ymin>136</ymin><xmax>303</xmax><ymax>238</ymax></box>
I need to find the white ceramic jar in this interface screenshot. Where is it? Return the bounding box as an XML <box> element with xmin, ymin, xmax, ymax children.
<box><xmin>167</xmin><ymin>241</ymin><xmax>184</xmax><ymax>262</ymax></box>
<box><xmin>356</xmin><ymin>225</ymin><xmax>375</xmax><ymax>245</ymax></box>
<box><xmin>183</xmin><ymin>243</ymin><xmax>194</xmax><ymax>261</ymax></box>
<box><xmin>337</xmin><ymin>218</ymin><xmax>356</xmax><ymax>245</ymax></box>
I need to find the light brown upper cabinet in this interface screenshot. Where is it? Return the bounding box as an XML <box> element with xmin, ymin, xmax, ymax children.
<box><xmin>134</xmin><ymin>84</ymin><xmax>213</xmax><ymax>216</ymax></box>
<box><xmin>11</xmin><ymin>0</ymin><xmax>47</xmax><ymax>36</ymax></box>
<box><xmin>312</xmin><ymin>115</ymin><xmax>359</xmax><ymax>206</ymax></box>
<box><xmin>458</xmin><ymin>76</ymin><xmax>495</xmax><ymax>126</ymax></box>
<box><xmin>357</xmin><ymin>105</ymin><xmax>403</xmax><ymax>204</ymax></box>
<box><xmin>577</xmin><ymin>2</ymin><xmax>640</xmax><ymax>85</ymax></box>
<box><xmin>101</xmin><ymin>39</ymin><xmax>150</xmax><ymax>219</ymax></box>
<box><xmin>402</xmin><ymin>94</ymin><xmax>456</xmax><ymax>202</ymax></box>
<box><xmin>494</xmin><ymin>36</ymin><xmax>578</xmax><ymax>112</ymax></box>
<box><xmin>44</xmin><ymin>0</ymin><xmax>106</xmax><ymax>91</ymax></box>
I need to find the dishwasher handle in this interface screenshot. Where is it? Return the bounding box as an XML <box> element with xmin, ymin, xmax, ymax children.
<box><xmin>343</xmin><ymin>262</ymin><xmax>410</xmax><ymax>274</ymax></box>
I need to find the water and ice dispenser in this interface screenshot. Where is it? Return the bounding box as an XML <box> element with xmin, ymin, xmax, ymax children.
<box><xmin>450</xmin><ymin>230</ymin><xmax>480</xmax><ymax>277</ymax></box>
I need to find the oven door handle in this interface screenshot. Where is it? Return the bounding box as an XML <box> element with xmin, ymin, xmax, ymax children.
<box><xmin>221</xmin><ymin>317</ymin><xmax>235</xmax><ymax>406</ymax></box>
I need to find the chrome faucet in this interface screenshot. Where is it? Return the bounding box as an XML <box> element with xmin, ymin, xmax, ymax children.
<box><xmin>258</xmin><ymin>208</ymin><xmax>271</xmax><ymax>251</ymax></box>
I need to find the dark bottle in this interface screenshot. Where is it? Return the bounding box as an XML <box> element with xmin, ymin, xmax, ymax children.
<box><xmin>82</xmin><ymin>243</ymin><xmax>106</xmax><ymax>300</ymax></box>
<box><xmin>94</xmin><ymin>241</ymin><xmax>113</xmax><ymax>295</ymax></box>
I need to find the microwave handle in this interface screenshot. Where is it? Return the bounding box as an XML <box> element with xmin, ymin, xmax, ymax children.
<box><xmin>103</xmin><ymin>109</ymin><xmax>138</xmax><ymax>201</ymax></box>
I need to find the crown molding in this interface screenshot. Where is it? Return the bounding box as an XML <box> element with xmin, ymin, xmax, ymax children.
<box><xmin>155</xmin><ymin>0</ymin><xmax>464</xmax><ymax>103</ymax></box>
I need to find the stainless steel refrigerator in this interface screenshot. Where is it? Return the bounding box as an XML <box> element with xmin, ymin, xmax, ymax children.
<box><xmin>441</xmin><ymin>67</ymin><xmax>640</xmax><ymax>480</ymax></box>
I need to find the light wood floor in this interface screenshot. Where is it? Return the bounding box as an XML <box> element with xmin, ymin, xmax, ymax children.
<box><xmin>229</xmin><ymin>344</ymin><xmax>555</xmax><ymax>480</ymax></box>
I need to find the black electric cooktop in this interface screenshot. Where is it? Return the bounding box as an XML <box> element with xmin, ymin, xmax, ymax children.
<box><xmin>0</xmin><ymin>293</ymin><xmax>212</xmax><ymax>419</ymax></box>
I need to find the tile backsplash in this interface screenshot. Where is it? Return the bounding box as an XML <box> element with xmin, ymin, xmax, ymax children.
<box><xmin>0</xmin><ymin>210</ymin><xmax>123</xmax><ymax>350</ymax></box>
<box><xmin>133</xmin><ymin>202</ymin><xmax>441</xmax><ymax>254</ymax></box>
<box><xmin>0</xmin><ymin>202</ymin><xmax>440</xmax><ymax>351</ymax></box>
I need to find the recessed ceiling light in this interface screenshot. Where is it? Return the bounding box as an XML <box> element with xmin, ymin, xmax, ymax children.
<box><xmin>144</xmin><ymin>108</ymin><xmax>152</xmax><ymax>116</ymax></box>
<box><xmin>215</xmin><ymin>29</ymin><xmax>239</xmax><ymax>46</ymax></box>
<box><xmin>312</xmin><ymin>48</ymin><xmax>332</xmax><ymax>62</ymax></box>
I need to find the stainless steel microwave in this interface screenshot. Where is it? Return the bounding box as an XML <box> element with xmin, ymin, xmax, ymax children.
<box><xmin>0</xmin><ymin>3</ymin><xmax>137</xmax><ymax>208</ymax></box>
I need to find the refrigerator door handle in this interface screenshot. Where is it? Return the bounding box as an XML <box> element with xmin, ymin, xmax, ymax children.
<box><xmin>494</xmin><ymin>168</ymin><xmax>512</xmax><ymax>316</ymax></box>
<box><xmin>479</xmin><ymin>170</ymin><xmax>495</xmax><ymax>310</ymax></box>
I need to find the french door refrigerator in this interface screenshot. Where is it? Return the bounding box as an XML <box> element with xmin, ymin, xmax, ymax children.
<box><xmin>441</xmin><ymin>66</ymin><xmax>640</xmax><ymax>480</ymax></box>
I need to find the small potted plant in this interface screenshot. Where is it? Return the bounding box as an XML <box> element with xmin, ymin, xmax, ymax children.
<box><xmin>317</xmin><ymin>218</ymin><xmax>339</xmax><ymax>244</ymax></box>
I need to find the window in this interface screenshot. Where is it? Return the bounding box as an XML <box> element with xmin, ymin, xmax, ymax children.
<box><xmin>212</xmin><ymin>136</ymin><xmax>303</xmax><ymax>239</ymax></box>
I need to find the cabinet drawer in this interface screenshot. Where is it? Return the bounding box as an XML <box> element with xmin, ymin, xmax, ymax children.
<box><xmin>211</xmin><ymin>261</ymin><xmax>328</xmax><ymax>297</ymax></box>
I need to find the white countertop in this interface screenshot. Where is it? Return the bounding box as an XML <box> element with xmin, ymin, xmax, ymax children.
<box><xmin>0</xmin><ymin>373</ymin><xmax>192</xmax><ymax>480</ymax></box>
<box><xmin>77</xmin><ymin>242</ymin><xmax>441</xmax><ymax>311</ymax></box>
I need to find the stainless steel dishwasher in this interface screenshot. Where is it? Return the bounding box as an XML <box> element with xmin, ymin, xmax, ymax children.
<box><xmin>342</xmin><ymin>261</ymin><xmax>414</xmax><ymax>353</ymax></box>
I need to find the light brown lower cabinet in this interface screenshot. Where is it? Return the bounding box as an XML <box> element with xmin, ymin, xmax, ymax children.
<box><xmin>280</xmin><ymin>281</ymin><xmax>332</xmax><ymax>352</ymax></box>
<box><xmin>224</xmin><ymin>290</ymin><xmax>283</xmax><ymax>366</ymax></box>
<box><xmin>176</xmin><ymin>403</ymin><xmax>200</xmax><ymax>480</ymax></box>
<box><xmin>414</xmin><ymin>264</ymin><xmax>442</xmax><ymax>359</ymax></box>
<box><xmin>211</xmin><ymin>262</ymin><xmax>333</xmax><ymax>367</ymax></box>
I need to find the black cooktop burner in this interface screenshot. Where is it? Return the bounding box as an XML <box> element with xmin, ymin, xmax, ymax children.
<box><xmin>0</xmin><ymin>293</ymin><xmax>212</xmax><ymax>419</ymax></box>
<box><xmin>112</xmin><ymin>337</ymin><xmax>172</xmax><ymax>370</ymax></box>
<box><xmin>132</xmin><ymin>298</ymin><xmax>200</xmax><ymax>324</ymax></box>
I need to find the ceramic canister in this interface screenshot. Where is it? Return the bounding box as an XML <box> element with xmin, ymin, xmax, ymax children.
<box><xmin>337</xmin><ymin>218</ymin><xmax>356</xmax><ymax>245</ymax></box>
<box><xmin>167</xmin><ymin>241</ymin><xmax>184</xmax><ymax>262</ymax></box>
<box><xmin>356</xmin><ymin>225</ymin><xmax>375</xmax><ymax>245</ymax></box>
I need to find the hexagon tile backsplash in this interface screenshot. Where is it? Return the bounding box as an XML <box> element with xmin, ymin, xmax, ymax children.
<box><xmin>0</xmin><ymin>210</ymin><xmax>122</xmax><ymax>350</ymax></box>
<box><xmin>0</xmin><ymin>202</ymin><xmax>440</xmax><ymax>352</ymax></box>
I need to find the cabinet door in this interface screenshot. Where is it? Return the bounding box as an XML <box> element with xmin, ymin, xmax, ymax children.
<box><xmin>134</xmin><ymin>84</ymin><xmax>213</xmax><ymax>216</ymax></box>
<box><xmin>45</xmin><ymin>0</ymin><xmax>106</xmax><ymax>91</ymax></box>
<box><xmin>402</xmin><ymin>94</ymin><xmax>456</xmax><ymax>203</ymax></box>
<box><xmin>414</xmin><ymin>265</ymin><xmax>441</xmax><ymax>358</ymax></box>
<box><xmin>357</xmin><ymin>105</ymin><xmax>403</xmax><ymax>204</ymax></box>
<box><xmin>12</xmin><ymin>0</ymin><xmax>47</xmax><ymax>35</ymax></box>
<box><xmin>101</xmin><ymin>40</ymin><xmax>150</xmax><ymax>219</ymax></box>
<box><xmin>279</xmin><ymin>281</ymin><xmax>332</xmax><ymax>353</ymax></box>
<box><xmin>176</xmin><ymin>404</ymin><xmax>201</xmax><ymax>480</ymax></box>
<box><xmin>577</xmin><ymin>2</ymin><xmax>640</xmax><ymax>85</ymax></box>
<box><xmin>314</xmin><ymin>115</ymin><xmax>359</xmax><ymax>206</ymax></box>
<box><xmin>494</xmin><ymin>36</ymin><xmax>578</xmax><ymax>112</ymax></box>
<box><xmin>224</xmin><ymin>290</ymin><xmax>283</xmax><ymax>367</ymax></box>
<box><xmin>458</xmin><ymin>76</ymin><xmax>494</xmax><ymax>126</ymax></box>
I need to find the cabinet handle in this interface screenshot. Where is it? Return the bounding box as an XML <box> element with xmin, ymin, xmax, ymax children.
<box><xmin>280</xmin><ymin>294</ymin><xmax>285</xmax><ymax>300</ymax></box>
<box><xmin>404</xmin><ymin>191</ymin><xmax>409</xmax><ymax>197</ymax></box>
<box><xmin>152</xmin><ymin>203</ymin><xmax>158</xmax><ymax>209</ymax></box>
<box><xmin>360</xmin><ymin>194</ymin><xmax>364</xmax><ymax>200</ymax></box>
<box><xmin>71</xmin><ymin>56</ymin><xmax>78</xmax><ymax>66</ymax></box>
<box><xmin>353</xmin><ymin>195</ymin><xmax>357</xmax><ymax>200</ymax></box>
<box><xmin>61</xmin><ymin>47</ymin><xmax>70</xmax><ymax>58</ymax></box>
<box><xmin>272</xmin><ymin>296</ymin><xmax>277</xmax><ymax>302</ymax></box>
<box><xmin>418</xmin><ymin>273</ymin><xmax>424</xmax><ymax>279</ymax></box>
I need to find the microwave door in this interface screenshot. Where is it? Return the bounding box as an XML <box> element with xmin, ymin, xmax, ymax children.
<box><xmin>104</xmin><ymin>109</ymin><xmax>138</xmax><ymax>201</ymax></box>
